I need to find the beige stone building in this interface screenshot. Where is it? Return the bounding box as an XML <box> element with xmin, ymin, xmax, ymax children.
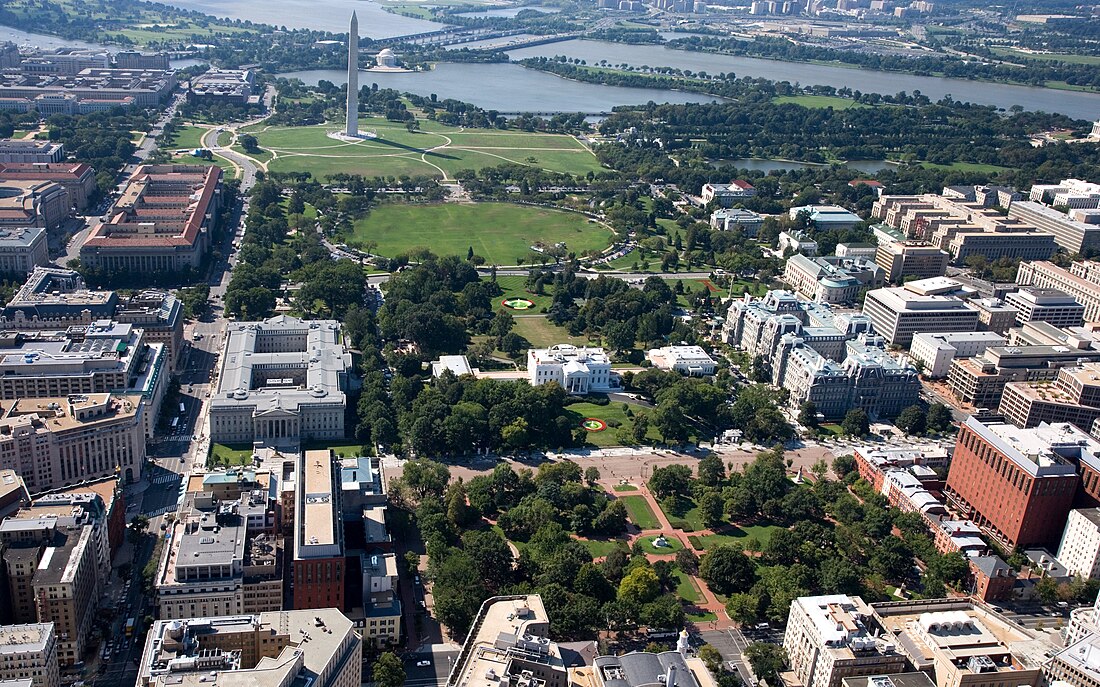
<box><xmin>0</xmin><ymin>623</ymin><xmax>59</xmax><ymax>687</ymax></box>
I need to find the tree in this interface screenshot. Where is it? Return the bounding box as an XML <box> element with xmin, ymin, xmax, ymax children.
<box><xmin>585</xmin><ymin>466</ymin><xmax>601</xmax><ymax>486</ymax></box>
<box><xmin>1036</xmin><ymin>576</ymin><xmax>1060</xmax><ymax>605</ymax></box>
<box><xmin>744</xmin><ymin>643</ymin><xmax>787</xmax><ymax>683</ymax></box>
<box><xmin>128</xmin><ymin>515</ymin><xmax>149</xmax><ymax>546</ymax></box>
<box><xmin>832</xmin><ymin>454</ymin><xmax>856</xmax><ymax>478</ymax></box>
<box><xmin>402</xmin><ymin>459</ymin><xmax>450</xmax><ymax>501</ymax></box>
<box><xmin>697</xmin><ymin>453</ymin><xmax>726</xmax><ymax>487</ymax></box>
<box><xmin>699</xmin><ymin>546</ymin><xmax>756</xmax><ymax>596</ymax></box>
<box><xmin>725</xmin><ymin>592</ymin><xmax>762</xmax><ymax>625</ymax></box>
<box><xmin>593</xmin><ymin>500</ymin><xmax>629</xmax><ymax>535</ymax></box>
<box><xmin>648</xmin><ymin>464</ymin><xmax>692</xmax><ymax>499</ymax></box>
<box><xmin>619</xmin><ymin>566</ymin><xmax>661</xmax><ymax>606</ymax></box>
<box><xmin>841</xmin><ymin>408</ymin><xmax>870</xmax><ymax>437</ymax></box>
<box><xmin>895</xmin><ymin>404</ymin><xmax>926</xmax><ymax>435</ymax></box>
<box><xmin>372</xmin><ymin>652</ymin><xmax>406</xmax><ymax>687</ymax></box>
<box><xmin>239</xmin><ymin>133</ymin><xmax>260</xmax><ymax>153</ymax></box>
<box><xmin>699</xmin><ymin>491</ymin><xmax>725</xmax><ymax>529</ymax></box>
<box><xmin>927</xmin><ymin>403</ymin><xmax>952</xmax><ymax>432</ymax></box>
<box><xmin>699</xmin><ymin>644</ymin><xmax>724</xmax><ymax>675</ymax></box>
<box><xmin>604</xmin><ymin>320</ymin><xmax>636</xmax><ymax>353</ymax></box>
<box><xmin>798</xmin><ymin>401</ymin><xmax>819</xmax><ymax>428</ymax></box>
<box><xmin>675</xmin><ymin>548</ymin><xmax>699</xmax><ymax>574</ymax></box>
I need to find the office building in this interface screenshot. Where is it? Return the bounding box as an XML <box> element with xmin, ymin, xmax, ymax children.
<box><xmin>593</xmin><ymin>637</ymin><xmax>710</xmax><ymax>687</ymax></box>
<box><xmin>1056</xmin><ymin>508</ymin><xmax>1100</xmax><ymax>579</ymax></box>
<box><xmin>784</xmin><ymin>595</ymin><xmax>907</xmax><ymax>687</ymax></box>
<box><xmin>0</xmin><ymin>162</ymin><xmax>95</xmax><ymax>211</ymax></box>
<box><xmin>875</xmin><ymin>242</ymin><xmax>950</xmax><ymax>285</ymax></box>
<box><xmin>725</xmin><ymin>290</ymin><xmax>874</xmax><ymax>363</ymax></box>
<box><xmin>871</xmin><ymin>194</ymin><xmax>1055</xmax><ymax>265</ymax></box>
<box><xmin>0</xmin><ymin>268</ymin><xmax>183</xmax><ymax>369</ymax></box>
<box><xmin>210</xmin><ymin>316</ymin><xmax>352</xmax><ymax>445</ymax></box>
<box><xmin>294</xmin><ymin>449</ymin><xmax>343</xmax><ymax>610</ymax></box>
<box><xmin>0</xmin><ymin>623</ymin><xmax>58</xmax><ymax>687</ymax></box>
<box><xmin>358</xmin><ymin>551</ymin><xmax>401</xmax><ymax>648</ymax></box>
<box><xmin>1017</xmin><ymin>260</ymin><xmax>1100</xmax><ymax>322</ymax></box>
<box><xmin>446</xmin><ymin>595</ymin><xmax>568</xmax><ymax>687</ymax></box>
<box><xmin>0</xmin><ymin>229</ymin><xmax>46</xmax><ymax>275</ymax></box>
<box><xmin>1010</xmin><ymin>200</ymin><xmax>1100</xmax><ymax>254</ymax></box>
<box><xmin>138</xmin><ymin>609</ymin><xmax>361</xmax><ymax>687</ymax></box>
<box><xmin>0</xmin><ymin>471</ymin><xmax>29</xmax><ymax>520</ymax></box>
<box><xmin>528</xmin><ymin>345</ymin><xmax>614</xmax><ymax>394</ymax></box>
<box><xmin>0</xmin><ymin>393</ymin><xmax>145</xmax><ymax>490</ymax></box>
<box><xmin>18</xmin><ymin>49</ymin><xmax>109</xmax><ymax>76</ymax></box>
<box><xmin>783</xmin><ymin>255</ymin><xmax>884</xmax><ymax>304</ymax></box>
<box><xmin>646</xmin><ymin>345</ymin><xmax>716</xmax><ymax>376</ymax></box>
<box><xmin>870</xmin><ymin>599</ymin><xmax>1047</xmax><ymax>687</ymax></box>
<box><xmin>843</xmin><ymin>675</ymin><xmax>935</xmax><ymax>687</ymax></box>
<box><xmin>0</xmin><ymin>67</ymin><xmax>175</xmax><ymax>109</ymax></box>
<box><xmin>835</xmin><ymin>243</ymin><xmax>878</xmax><ymax>260</ymax></box>
<box><xmin>113</xmin><ymin>50</ymin><xmax>170</xmax><ymax>70</ymax></box>
<box><xmin>970</xmin><ymin>298</ymin><xmax>1020</xmax><ymax>335</ymax></box>
<box><xmin>941</xmin><ymin>184</ymin><xmax>1021</xmax><ymax>208</ymax></box>
<box><xmin>1003</xmin><ymin>288</ymin><xmax>1085</xmax><ymax>328</ymax></box>
<box><xmin>948</xmin><ymin>338</ymin><xmax>1100</xmax><ymax>411</ymax></box>
<box><xmin>945</xmin><ymin>418</ymin><xmax>1085</xmax><ymax>549</ymax></box>
<box><xmin>852</xmin><ymin>445</ymin><xmax>950</xmax><ymax>491</ymax></box>
<box><xmin>156</xmin><ymin>486</ymin><xmax>282</xmax><ymax>620</ymax></box>
<box><xmin>909</xmin><ymin>332</ymin><xmax>1005</xmax><ymax>378</ymax></box>
<box><xmin>789</xmin><ymin>205</ymin><xmax>863</xmax><ymax>230</ymax></box>
<box><xmin>779</xmin><ymin>230</ymin><xmax>819</xmax><ymax>256</ymax></box>
<box><xmin>0</xmin><ymin>521</ymin><xmax>100</xmax><ymax>666</ymax></box>
<box><xmin>0</xmin><ymin>141</ymin><xmax>62</xmax><ymax>164</ymax></box>
<box><xmin>0</xmin><ymin>180</ymin><xmax>68</xmax><ymax>230</ymax></box>
<box><xmin>21</xmin><ymin>478</ymin><xmax>123</xmax><ymax>577</ymax></box>
<box><xmin>710</xmin><ymin>208</ymin><xmax>763</xmax><ymax>236</ymax></box>
<box><xmin>1044</xmin><ymin>633</ymin><xmax>1100</xmax><ymax>687</ymax></box>
<box><xmin>187</xmin><ymin>69</ymin><xmax>256</xmax><ymax>104</ymax></box>
<box><xmin>863</xmin><ymin>283</ymin><xmax>979</xmax><ymax>347</ymax></box>
<box><xmin>701</xmin><ymin>180</ymin><xmax>755</xmax><ymax>207</ymax></box>
<box><xmin>1029</xmin><ymin>178</ymin><xmax>1100</xmax><ymax>206</ymax></box>
<box><xmin>968</xmin><ymin>555</ymin><xmax>1015</xmax><ymax>602</ymax></box>
<box><xmin>81</xmin><ymin>165</ymin><xmax>223</xmax><ymax>275</ymax></box>
<box><xmin>999</xmin><ymin>363</ymin><xmax>1100</xmax><ymax>430</ymax></box>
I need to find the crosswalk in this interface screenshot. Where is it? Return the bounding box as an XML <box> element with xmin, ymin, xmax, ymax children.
<box><xmin>149</xmin><ymin>473</ymin><xmax>180</xmax><ymax>485</ymax></box>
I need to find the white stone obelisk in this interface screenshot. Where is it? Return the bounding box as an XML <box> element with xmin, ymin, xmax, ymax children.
<box><xmin>346</xmin><ymin>11</ymin><xmax>359</xmax><ymax>138</ymax></box>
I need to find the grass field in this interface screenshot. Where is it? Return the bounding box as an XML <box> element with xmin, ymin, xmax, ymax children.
<box><xmin>164</xmin><ymin>125</ymin><xmax>208</xmax><ymax>151</ymax></box>
<box><xmin>687</xmin><ymin>523</ymin><xmax>784</xmax><ymax>550</ymax></box>
<box><xmin>660</xmin><ymin>495</ymin><xmax>712</xmax><ymax>532</ymax></box>
<box><xmin>990</xmin><ymin>47</ymin><xmax>1100</xmax><ymax>66</ymax></box>
<box><xmin>494</xmin><ymin>275</ymin><xmax>555</xmax><ymax>311</ymax></box>
<box><xmin>249</xmin><ymin>118</ymin><xmax>605</xmax><ymax>180</ymax></box>
<box><xmin>685</xmin><ymin>609</ymin><xmax>718</xmax><ymax>622</ymax></box>
<box><xmin>672</xmin><ymin>568</ymin><xmax>702</xmax><ymax>603</ymax></box>
<box><xmin>918</xmin><ymin>160</ymin><xmax>1011</xmax><ymax>173</ymax></box>
<box><xmin>773</xmin><ymin>95</ymin><xmax>868</xmax><ymax>110</ymax></box>
<box><xmin>349</xmin><ymin>202</ymin><xmax>613</xmax><ymax>264</ymax></box>
<box><xmin>300</xmin><ymin>441</ymin><xmax>369</xmax><ymax>457</ymax></box>
<box><xmin>619</xmin><ymin>495</ymin><xmax>661</xmax><ymax>530</ymax></box>
<box><xmin>613</xmin><ymin>484</ymin><xmax>639</xmax><ymax>492</ymax></box>
<box><xmin>566</xmin><ymin>401</ymin><xmax>661</xmax><ymax>447</ymax></box>
<box><xmin>512</xmin><ymin>317</ymin><xmax>591</xmax><ymax>349</ymax></box>
<box><xmin>582</xmin><ymin>538</ymin><xmax>626</xmax><ymax>558</ymax></box>
<box><xmin>210</xmin><ymin>443</ymin><xmax>253</xmax><ymax>466</ymax></box>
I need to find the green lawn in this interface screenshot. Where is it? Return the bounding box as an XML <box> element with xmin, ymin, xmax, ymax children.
<box><xmin>685</xmin><ymin>609</ymin><xmax>718</xmax><ymax>622</ymax></box>
<box><xmin>687</xmin><ymin>523</ymin><xmax>785</xmax><ymax>550</ymax></box>
<box><xmin>348</xmin><ymin>202</ymin><xmax>613</xmax><ymax>264</ymax></box>
<box><xmin>301</xmin><ymin>441</ymin><xmax>369</xmax><ymax>457</ymax></box>
<box><xmin>566</xmin><ymin>401</ymin><xmax>662</xmax><ymax>448</ymax></box>
<box><xmin>637</xmin><ymin>534</ymin><xmax>684</xmax><ymax>554</ymax></box>
<box><xmin>917</xmin><ymin>160</ymin><xmax>1012</xmax><ymax>173</ymax></box>
<box><xmin>512</xmin><ymin>317</ymin><xmax>591</xmax><ymax>349</ymax></box>
<box><xmin>619</xmin><ymin>495</ymin><xmax>661</xmax><ymax>530</ymax></box>
<box><xmin>164</xmin><ymin>125</ymin><xmax>208</xmax><ymax>151</ymax></box>
<box><xmin>659</xmin><ymin>495</ymin><xmax>712</xmax><ymax>532</ymax></box>
<box><xmin>990</xmin><ymin>47</ymin><xmax>1100</xmax><ymax>65</ymax></box>
<box><xmin>252</xmin><ymin>118</ymin><xmax>604</xmax><ymax>180</ymax></box>
<box><xmin>582</xmin><ymin>538</ymin><xmax>626</xmax><ymax>558</ymax></box>
<box><xmin>216</xmin><ymin>131</ymin><xmax>232</xmax><ymax>147</ymax></box>
<box><xmin>613</xmin><ymin>484</ymin><xmax>639</xmax><ymax>492</ymax></box>
<box><xmin>673</xmin><ymin>568</ymin><xmax>702</xmax><ymax>603</ymax></box>
<box><xmin>232</xmin><ymin>145</ymin><xmax>274</xmax><ymax>163</ymax></box>
<box><xmin>773</xmin><ymin>94</ymin><xmax>868</xmax><ymax>110</ymax></box>
<box><xmin>210</xmin><ymin>443</ymin><xmax>253</xmax><ymax>466</ymax></box>
<box><xmin>494</xmin><ymin>275</ymin><xmax>555</xmax><ymax>311</ymax></box>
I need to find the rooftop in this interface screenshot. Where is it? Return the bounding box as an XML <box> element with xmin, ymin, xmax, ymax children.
<box><xmin>297</xmin><ymin>450</ymin><xmax>339</xmax><ymax>560</ymax></box>
<box><xmin>964</xmin><ymin>417</ymin><xmax>1092</xmax><ymax>477</ymax></box>
<box><xmin>0</xmin><ymin>623</ymin><xmax>51</xmax><ymax>655</ymax></box>
<box><xmin>448</xmin><ymin>595</ymin><xmax>563</xmax><ymax>687</ymax></box>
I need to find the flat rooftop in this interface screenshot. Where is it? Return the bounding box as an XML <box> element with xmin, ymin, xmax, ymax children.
<box><xmin>0</xmin><ymin>623</ymin><xmax>51</xmax><ymax>655</ymax></box>
<box><xmin>297</xmin><ymin>450</ymin><xmax>338</xmax><ymax>559</ymax></box>
<box><xmin>966</xmin><ymin>417</ymin><xmax>1098</xmax><ymax>477</ymax></box>
<box><xmin>449</xmin><ymin>595</ymin><xmax>560</xmax><ymax>687</ymax></box>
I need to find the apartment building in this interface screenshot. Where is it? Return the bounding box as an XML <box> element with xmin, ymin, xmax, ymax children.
<box><xmin>447</xmin><ymin>595</ymin><xmax>568</xmax><ymax>687</ymax></box>
<box><xmin>1009</xmin><ymin>200</ymin><xmax>1100</xmax><ymax>254</ymax></box>
<box><xmin>156</xmin><ymin>489</ymin><xmax>282</xmax><ymax>620</ymax></box>
<box><xmin>210</xmin><ymin>316</ymin><xmax>351</xmax><ymax>445</ymax></box>
<box><xmin>871</xmin><ymin>193</ymin><xmax>1056</xmax><ymax>265</ymax></box>
<box><xmin>1055</xmin><ymin>508</ymin><xmax>1100</xmax><ymax>579</ymax></box>
<box><xmin>138</xmin><ymin>609</ymin><xmax>361</xmax><ymax>687</ymax></box>
<box><xmin>81</xmin><ymin>165</ymin><xmax>222</xmax><ymax>276</ymax></box>
<box><xmin>0</xmin><ymin>162</ymin><xmax>95</xmax><ymax>211</ymax></box>
<box><xmin>0</xmin><ymin>141</ymin><xmax>62</xmax><ymax>164</ymax></box>
<box><xmin>0</xmin><ymin>228</ymin><xmax>46</xmax><ymax>276</ymax></box>
<box><xmin>1003</xmin><ymin>288</ymin><xmax>1085</xmax><ymax>328</ymax></box>
<box><xmin>870</xmin><ymin>599</ymin><xmax>1046</xmax><ymax>687</ymax></box>
<box><xmin>863</xmin><ymin>283</ymin><xmax>980</xmax><ymax>347</ymax></box>
<box><xmin>945</xmin><ymin>418</ymin><xmax>1083</xmax><ymax>549</ymax></box>
<box><xmin>999</xmin><ymin>363</ymin><xmax>1100</xmax><ymax>430</ymax></box>
<box><xmin>783</xmin><ymin>254</ymin><xmax>885</xmax><ymax>304</ymax></box>
<box><xmin>701</xmin><ymin>179</ymin><xmax>755</xmax><ymax>206</ymax></box>
<box><xmin>909</xmin><ymin>332</ymin><xmax>1006</xmax><ymax>378</ymax></box>
<box><xmin>875</xmin><ymin>242</ymin><xmax>950</xmax><ymax>285</ymax></box>
<box><xmin>0</xmin><ymin>268</ymin><xmax>183</xmax><ymax>369</ymax></box>
<box><xmin>783</xmin><ymin>595</ymin><xmax>907</xmax><ymax>687</ymax></box>
<box><xmin>0</xmin><ymin>393</ymin><xmax>145</xmax><ymax>491</ymax></box>
<box><xmin>528</xmin><ymin>345</ymin><xmax>614</xmax><ymax>394</ymax></box>
<box><xmin>294</xmin><ymin>449</ymin><xmax>344</xmax><ymax>610</ymax></box>
<box><xmin>646</xmin><ymin>345</ymin><xmax>716</xmax><ymax>376</ymax></box>
<box><xmin>0</xmin><ymin>623</ymin><xmax>58</xmax><ymax>687</ymax></box>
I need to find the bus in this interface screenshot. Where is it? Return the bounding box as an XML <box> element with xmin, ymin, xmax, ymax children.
<box><xmin>179</xmin><ymin>402</ymin><xmax>186</xmax><ymax>414</ymax></box>
<box><xmin>124</xmin><ymin>618</ymin><xmax>135</xmax><ymax>637</ymax></box>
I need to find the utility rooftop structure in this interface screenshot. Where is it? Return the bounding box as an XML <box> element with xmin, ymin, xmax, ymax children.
<box><xmin>138</xmin><ymin>609</ymin><xmax>361</xmax><ymax>687</ymax></box>
<box><xmin>80</xmin><ymin>165</ymin><xmax>223</xmax><ymax>275</ymax></box>
<box><xmin>209</xmin><ymin>316</ymin><xmax>352</xmax><ymax>445</ymax></box>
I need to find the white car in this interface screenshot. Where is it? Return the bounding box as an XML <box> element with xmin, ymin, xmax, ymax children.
<box><xmin>416</xmin><ymin>660</ymin><xmax>430</xmax><ymax>667</ymax></box>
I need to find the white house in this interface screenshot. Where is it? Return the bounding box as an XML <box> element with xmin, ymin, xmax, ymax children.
<box><xmin>528</xmin><ymin>345</ymin><xmax>614</xmax><ymax>394</ymax></box>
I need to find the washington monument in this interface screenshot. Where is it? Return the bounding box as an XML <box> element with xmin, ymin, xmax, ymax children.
<box><xmin>346</xmin><ymin>11</ymin><xmax>358</xmax><ymax>137</ymax></box>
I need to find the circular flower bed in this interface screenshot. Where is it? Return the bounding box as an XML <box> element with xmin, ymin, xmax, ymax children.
<box><xmin>582</xmin><ymin>418</ymin><xmax>607</xmax><ymax>432</ymax></box>
<box><xmin>501</xmin><ymin>297</ymin><xmax>536</xmax><ymax>310</ymax></box>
